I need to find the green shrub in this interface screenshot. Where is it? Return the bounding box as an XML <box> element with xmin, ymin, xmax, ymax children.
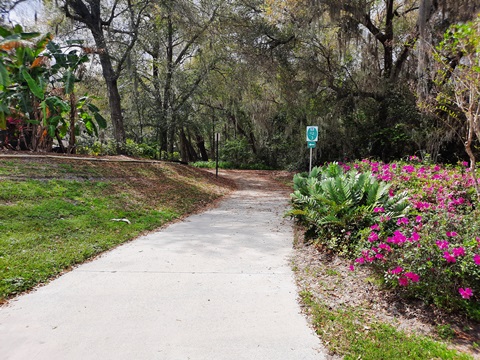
<box><xmin>288</xmin><ymin>163</ymin><xmax>409</xmax><ymax>254</ymax></box>
<box><xmin>220</xmin><ymin>138</ymin><xmax>254</xmax><ymax>166</ymax></box>
<box><xmin>77</xmin><ymin>140</ymin><xmax>117</xmax><ymax>156</ymax></box>
<box><xmin>124</xmin><ymin>139</ymin><xmax>158</xmax><ymax>159</ymax></box>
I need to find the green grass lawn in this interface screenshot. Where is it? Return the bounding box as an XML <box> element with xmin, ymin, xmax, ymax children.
<box><xmin>0</xmin><ymin>156</ymin><xmax>233</xmax><ymax>301</ymax></box>
<box><xmin>301</xmin><ymin>290</ymin><xmax>473</xmax><ymax>359</ymax></box>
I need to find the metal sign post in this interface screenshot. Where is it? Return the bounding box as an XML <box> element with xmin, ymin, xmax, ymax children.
<box><xmin>215</xmin><ymin>133</ymin><xmax>220</xmax><ymax>178</ymax></box>
<box><xmin>306</xmin><ymin>126</ymin><xmax>318</xmax><ymax>175</ymax></box>
<box><xmin>309</xmin><ymin>147</ymin><xmax>313</xmax><ymax>174</ymax></box>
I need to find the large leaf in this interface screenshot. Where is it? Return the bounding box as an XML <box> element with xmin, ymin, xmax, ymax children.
<box><xmin>20</xmin><ymin>32</ymin><xmax>41</xmax><ymax>40</ymax></box>
<box><xmin>0</xmin><ymin>26</ymin><xmax>12</xmax><ymax>38</ymax></box>
<box><xmin>94</xmin><ymin>112</ymin><xmax>107</xmax><ymax>129</ymax></box>
<box><xmin>0</xmin><ymin>36</ymin><xmax>24</xmax><ymax>51</ymax></box>
<box><xmin>48</xmin><ymin>115</ymin><xmax>63</xmax><ymax>127</ymax></box>
<box><xmin>21</xmin><ymin>69</ymin><xmax>44</xmax><ymax>99</ymax></box>
<box><xmin>64</xmin><ymin>70</ymin><xmax>75</xmax><ymax>94</ymax></box>
<box><xmin>46</xmin><ymin>41</ymin><xmax>60</xmax><ymax>54</ymax></box>
<box><xmin>47</xmin><ymin>124</ymin><xmax>56</xmax><ymax>137</ymax></box>
<box><xmin>87</xmin><ymin>103</ymin><xmax>100</xmax><ymax>112</ymax></box>
<box><xmin>40</xmin><ymin>99</ymin><xmax>47</xmax><ymax>125</ymax></box>
<box><xmin>13</xmin><ymin>24</ymin><xmax>23</xmax><ymax>34</ymax></box>
<box><xmin>34</xmin><ymin>33</ymin><xmax>53</xmax><ymax>57</ymax></box>
<box><xmin>84</xmin><ymin>119</ymin><xmax>98</xmax><ymax>136</ymax></box>
<box><xmin>45</xmin><ymin>96</ymin><xmax>70</xmax><ymax>113</ymax></box>
<box><xmin>0</xmin><ymin>61</ymin><xmax>10</xmax><ymax>87</ymax></box>
<box><xmin>58</xmin><ymin>123</ymin><xmax>67</xmax><ymax>138</ymax></box>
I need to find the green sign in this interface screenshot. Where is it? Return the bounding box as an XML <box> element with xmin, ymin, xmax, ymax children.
<box><xmin>307</xmin><ymin>141</ymin><xmax>316</xmax><ymax>149</ymax></box>
<box><xmin>306</xmin><ymin>126</ymin><xmax>318</xmax><ymax>141</ymax></box>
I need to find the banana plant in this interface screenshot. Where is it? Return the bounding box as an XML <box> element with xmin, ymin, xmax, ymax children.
<box><xmin>0</xmin><ymin>25</ymin><xmax>106</xmax><ymax>152</ymax></box>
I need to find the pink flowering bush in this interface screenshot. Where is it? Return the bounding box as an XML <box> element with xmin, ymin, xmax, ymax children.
<box><xmin>352</xmin><ymin>158</ymin><xmax>480</xmax><ymax>318</ymax></box>
<box><xmin>292</xmin><ymin>158</ymin><xmax>480</xmax><ymax>318</ymax></box>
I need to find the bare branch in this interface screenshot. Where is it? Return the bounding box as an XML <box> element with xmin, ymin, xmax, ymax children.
<box><xmin>102</xmin><ymin>0</ymin><xmax>120</xmax><ymax>26</ymax></box>
<box><xmin>115</xmin><ymin>0</ymin><xmax>150</xmax><ymax>76</ymax></box>
<box><xmin>174</xmin><ymin>5</ymin><xmax>220</xmax><ymax>67</ymax></box>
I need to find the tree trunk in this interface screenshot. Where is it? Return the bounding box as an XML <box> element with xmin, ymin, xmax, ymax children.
<box><xmin>179</xmin><ymin>127</ymin><xmax>198</xmax><ymax>162</ymax></box>
<box><xmin>465</xmin><ymin>120</ymin><xmax>480</xmax><ymax>199</ymax></box>
<box><xmin>151</xmin><ymin>45</ymin><xmax>167</xmax><ymax>154</ymax></box>
<box><xmin>383</xmin><ymin>0</ymin><xmax>394</xmax><ymax>78</ymax></box>
<box><xmin>162</xmin><ymin>11</ymin><xmax>174</xmax><ymax>157</ymax></box>
<box><xmin>64</xmin><ymin>1</ymin><xmax>127</xmax><ymax>154</ymax></box>
<box><xmin>196</xmin><ymin>133</ymin><xmax>209</xmax><ymax>161</ymax></box>
<box><xmin>94</xmin><ymin>33</ymin><xmax>126</xmax><ymax>153</ymax></box>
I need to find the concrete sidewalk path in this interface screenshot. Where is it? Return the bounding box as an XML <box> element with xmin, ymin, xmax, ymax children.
<box><xmin>0</xmin><ymin>170</ymin><xmax>325</xmax><ymax>360</ymax></box>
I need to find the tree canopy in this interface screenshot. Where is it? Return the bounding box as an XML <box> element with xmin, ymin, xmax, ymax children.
<box><xmin>1</xmin><ymin>0</ymin><xmax>479</xmax><ymax>168</ymax></box>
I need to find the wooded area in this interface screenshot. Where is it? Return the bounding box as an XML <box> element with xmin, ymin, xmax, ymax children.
<box><xmin>0</xmin><ymin>0</ymin><xmax>479</xmax><ymax>169</ymax></box>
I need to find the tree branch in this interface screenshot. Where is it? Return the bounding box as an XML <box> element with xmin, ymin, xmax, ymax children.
<box><xmin>174</xmin><ymin>5</ymin><xmax>219</xmax><ymax>67</ymax></box>
<box><xmin>391</xmin><ymin>32</ymin><xmax>419</xmax><ymax>80</ymax></box>
<box><xmin>102</xmin><ymin>0</ymin><xmax>120</xmax><ymax>26</ymax></box>
<box><xmin>114</xmin><ymin>0</ymin><xmax>150</xmax><ymax>77</ymax></box>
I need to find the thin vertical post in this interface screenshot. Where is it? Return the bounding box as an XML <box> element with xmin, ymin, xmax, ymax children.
<box><xmin>216</xmin><ymin>133</ymin><xmax>219</xmax><ymax>178</ymax></box>
<box><xmin>309</xmin><ymin>147</ymin><xmax>313</xmax><ymax>175</ymax></box>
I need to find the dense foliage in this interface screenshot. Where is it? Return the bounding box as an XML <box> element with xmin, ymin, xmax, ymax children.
<box><xmin>289</xmin><ymin>163</ymin><xmax>409</xmax><ymax>253</ymax></box>
<box><xmin>0</xmin><ymin>25</ymin><xmax>106</xmax><ymax>152</ymax></box>
<box><xmin>290</xmin><ymin>159</ymin><xmax>480</xmax><ymax>318</ymax></box>
<box><xmin>2</xmin><ymin>1</ymin><xmax>479</xmax><ymax>168</ymax></box>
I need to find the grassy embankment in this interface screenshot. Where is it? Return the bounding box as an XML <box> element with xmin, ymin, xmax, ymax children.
<box><xmin>0</xmin><ymin>156</ymin><xmax>234</xmax><ymax>302</ymax></box>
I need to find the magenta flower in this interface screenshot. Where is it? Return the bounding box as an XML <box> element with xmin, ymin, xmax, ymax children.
<box><xmin>396</xmin><ymin>217</ymin><xmax>409</xmax><ymax>225</ymax></box>
<box><xmin>443</xmin><ymin>251</ymin><xmax>456</xmax><ymax>263</ymax></box>
<box><xmin>436</xmin><ymin>240</ymin><xmax>450</xmax><ymax>250</ymax></box>
<box><xmin>473</xmin><ymin>254</ymin><xmax>480</xmax><ymax>265</ymax></box>
<box><xmin>409</xmin><ymin>232</ymin><xmax>420</xmax><ymax>242</ymax></box>
<box><xmin>378</xmin><ymin>243</ymin><xmax>392</xmax><ymax>252</ymax></box>
<box><xmin>388</xmin><ymin>230</ymin><xmax>407</xmax><ymax>244</ymax></box>
<box><xmin>390</xmin><ymin>266</ymin><xmax>403</xmax><ymax>275</ymax></box>
<box><xmin>415</xmin><ymin>215</ymin><xmax>423</xmax><ymax>223</ymax></box>
<box><xmin>459</xmin><ymin>288</ymin><xmax>473</xmax><ymax>299</ymax></box>
<box><xmin>368</xmin><ymin>232</ymin><xmax>379</xmax><ymax>242</ymax></box>
<box><xmin>403</xmin><ymin>165</ymin><xmax>415</xmax><ymax>173</ymax></box>
<box><xmin>452</xmin><ymin>247</ymin><xmax>466</xmax><ymax>257</ymax></box>
<box><xmin>446</xmin><ymin>231</ymin><xmax>458</xmax><ymax>237</ymax></box>
<box><xmin>404</xmin><ymin>272</ymin><xmax>420</xmax><ymax>283</ymax></box>
<box><xmin>375</xmin><ymin>254</ymin><xmax>385</xmax><ymax>260</ymax></box>
<box><xmin>349</xmin><ymin>265</ymin><xmax>355</xmax><ymax>271</ymax></box>
<box><xmin>355</xmin><ymin>257</ymin><xmax>365</xmax><ymax>264</ymax></box>
<box><xmin>374</xmin><ymin>207</ymin><xmax>385</xmax><ymax>213</ymax></box>
<box><xmin>398</xmin><ymin>277</ymin><xmax>409</xmax><ymax>286</ymax></box>
<box><xmin>370</xmin><ymin>224</ymin><xmax>380</xmax><ymax>231</ymax></box>
<box><xmin>462</xmin><ymin>161</ymin><xmax>469</xmax><ymax>167</ymax></box>
<box><xmin>414</xmin><ymin>201</ymin><xmax>431</xmax><ymax>210</ymax></box>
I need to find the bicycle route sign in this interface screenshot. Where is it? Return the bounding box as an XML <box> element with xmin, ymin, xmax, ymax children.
<box><xmin>306</xmin><ymin>126</ymin><xmax>318</xmax><ymax>142</ymax></box>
